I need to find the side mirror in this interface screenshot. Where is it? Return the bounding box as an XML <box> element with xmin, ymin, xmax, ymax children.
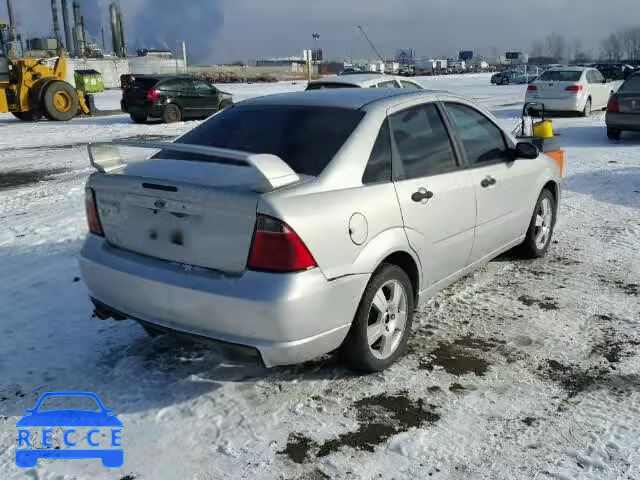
<box><xmin>514</xmin><ymin>142</ymin><xmax>539</xmax><ymax>159</ymax></box>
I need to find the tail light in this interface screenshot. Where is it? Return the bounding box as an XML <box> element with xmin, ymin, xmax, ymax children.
<box><xmin>85</xmin><ymin>188</ymin><xmax>104</xmax><ymax>237</ymax></box>
<box><xmin>147</xmin><ymin>89</ymin><xmax>160</xmax><ymax>102</ymax></box>
<box><xmin>607</xmin><ymin>97</ymin><xmax>620</xmax><ymax>112</ymax></box>
<box><xmin>565</xmin><ymin>85</ymin><xmax>583</xmax><ymax>93</ymax></box>
<box><xmin>248</xmin><ymin>215</ymin><xmax>316</xmax><ymax>272</ymax></box>
<box><xmin>527</xmin><ymin>85</ymin><xmax>538</xmax><ymax>91</ymax></box>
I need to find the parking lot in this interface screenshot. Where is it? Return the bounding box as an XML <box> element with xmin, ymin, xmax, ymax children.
<box><xmin>0</xmin><ymin>73</ymin><xmax>639</xmax><ymax>480</ymax></box>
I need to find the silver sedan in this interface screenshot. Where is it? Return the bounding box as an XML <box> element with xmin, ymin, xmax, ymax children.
<box><xmin>80</xmin><ymin>88</ymin><xmax>561</xmax><ymax>371</ymax></box>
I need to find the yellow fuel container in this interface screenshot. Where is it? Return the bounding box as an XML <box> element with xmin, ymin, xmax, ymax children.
<box><xmin>533</xmin><ymin>120</ymin><xmax>554</xmax><ymax>139</ymax></box>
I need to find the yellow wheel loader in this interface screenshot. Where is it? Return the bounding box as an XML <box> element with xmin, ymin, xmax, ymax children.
<box><xmin>0</xmin><ymin>55</ymin><xmax>95</xmax><ymax>122</ymax></box>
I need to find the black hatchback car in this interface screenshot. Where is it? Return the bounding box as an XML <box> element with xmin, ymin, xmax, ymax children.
<box><xmin>121</xmin><ymin>75</ymin><xmax>233</xmax><ymax>124</ymax></box>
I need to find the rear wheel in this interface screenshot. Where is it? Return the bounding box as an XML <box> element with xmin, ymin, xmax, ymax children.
<box><xmin>42</xmin><ymin>81</ymin><xmax>79</xmax><ymax>121</ymax></box>
<box><xmin>607</xmin><ymin>128</ymin><xmax>622</xmax><ymax>140</ymax></box>
<box><xmin>11</xmin><ymin>110</ymin><xmax>43</xmax><ymax>121</ymax></box>
<box><xmin>342</xmin><ymin>264</ymin><xmax>414</xmax><ymax>372</ymax></box>
<box><xmin>581</xmin><ymin>97</ymin><xmax>592</xmax><ymax>117</ymax></box>
<box><xmin>130</xmin><ymin>113</ymin><xmax>147</xmax><ymax>124</ymax></box>
<box><xmin>162</xmin><ymin>104</ymin><xmax>182</xmax><ymax>123</ymax></box>
<box><xmin>519</xmin><ymin>189</ymin><xmax>556</xmax><ymax>259</ymax></box>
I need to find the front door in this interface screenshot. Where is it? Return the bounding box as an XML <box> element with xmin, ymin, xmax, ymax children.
<box><xmin>443</xmin><ymin>102</ymin><xmax>539</xmax><ymax>263</ymax></box>
<box><xmin>193</xmin><ymin>80</ymin><xmax>222</xmax><ymax>117</ymax></box>
<box><xmin>389</xmin><ymin>101</ymin><xmax>476</xmax><ymax>288</ymax></box>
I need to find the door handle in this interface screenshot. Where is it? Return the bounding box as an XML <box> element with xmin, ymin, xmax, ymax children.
<box><xmin>411</xmin><ymin>188</ymin><xmax>434</xmax><ymax>203</ymax></box>
<box><xmin>481</xmin><ymin>176</ymin><xmax>497</xmax><ymax>188</ymax></box>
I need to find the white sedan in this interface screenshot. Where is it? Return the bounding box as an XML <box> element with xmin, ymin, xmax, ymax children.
<box><xmin>525</xmin><ymin>67</ymin><xmax>616</xmax><ymax>116</ymax></box>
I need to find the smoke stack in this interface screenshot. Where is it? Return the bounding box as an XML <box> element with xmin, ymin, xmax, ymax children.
<box><xmin>72</xmin><ymin>1</ymin><xmax>84</xmax><ymax>57</ymax></box>
<box><xmin>117</xmin><ymin>5</ymin><xmax>126</xmax><ymax>58</ymax></box>
<box><xmin>60</xmin><ymin>0</ymin><xmax>74</xmax><ymax>56</ymax></box>
<box><xmin>51</xmin><ymin>0</ymin><xmax>62</xmax><ymax>51</ymax></box>
<box><xmin>109</xmin><ymin>3</ymin><xmax>126</xmax><ymax>58</ymax></box>
<box><xmin>6</xmin><ymin>0</ymin><xmax>17</xmax><ymax>42</ymax></box>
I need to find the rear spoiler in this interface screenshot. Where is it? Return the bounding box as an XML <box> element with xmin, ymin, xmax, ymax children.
<box><xmin>87</xmin><ymin>141</ymin><xmax>300</xmax><ymax>191</ymax></box>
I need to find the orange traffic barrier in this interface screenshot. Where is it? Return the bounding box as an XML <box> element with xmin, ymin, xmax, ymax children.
<box><xmin>545</xmin><ymin>149</ymin><xmax>564</xmax><ymax>177</ymax></box>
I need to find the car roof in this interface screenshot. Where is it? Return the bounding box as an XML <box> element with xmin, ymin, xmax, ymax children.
<box><xmin>309</xmin><ymin>74</ymin><xmax>401</xmax><ymax>87</ymax></box>
<box><xmin>545</xmin><ymin>66</ymin><xmax>591</xmax><ymax>72</ymax></box>
<box><xmin>238</xmin><ymin>88</ymin><xmax>448</xmax><ymax>110</ymax></box>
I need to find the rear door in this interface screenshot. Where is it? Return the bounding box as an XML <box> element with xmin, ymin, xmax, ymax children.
<box><xmin>193</xmin><ymin>79</ymin><xmax>221</xmax><ymax>117</ymax></box>
<box><xmin>158</xmin><ymin>78</ymin><xmax>197</xmax><ymax>116</ymax></box>
<box><xmin>442</xmin><ymin>101</ymin><xmax>539</xmax><ymax>263</ymax></box>
<box><xmin>588</xmin><ymin>69</ymin><xmax>610</xmax><ymax>108</ymax></box>
<box><xmin>389</xmin><ymin>101</ymin><xmax>476</xmax><ymax>287</ymax></box>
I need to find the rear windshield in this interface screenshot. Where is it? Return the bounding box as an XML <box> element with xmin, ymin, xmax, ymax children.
<box><xmin>620</xmin><ymin>75</ymin><xmax>640</xmax><ymax>92</ymax></box>
<box><xmin>537</xmin><ymin>70</ymin><xmax>583</xmax><ymax>82</ymax></box>
<box><xmin>306</xmin><ymin>82</ymin><xmax>360</xmax><ymax>90</ymax></box>
<box><xmin>131</xmin><ymin>78</ymin><xmax>159</xmax><ymax>89</ymax></box>
<box><xmin>166</xmin><ymin>105</ymin><xmax>364</xmax><ymax>176</ymax></box>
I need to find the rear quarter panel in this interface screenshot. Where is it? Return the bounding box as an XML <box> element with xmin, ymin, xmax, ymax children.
<box><xmin>259</xmin><ymin>108</ymin><xmax>416</xmax><ymax>282</ymax></box>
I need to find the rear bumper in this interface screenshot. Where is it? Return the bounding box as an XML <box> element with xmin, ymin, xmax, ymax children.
<box><xmin>524</xmin><ymin>94</ymin><xmax>585</xmax><ymax>112</ymax></box>
<box><xmin>79</xmin><ymin>236</ymin><xmax>369</xmax><ymax>367</ymax></box>
<box><xmin>605</xmin><ymin>112</ymin><xmax>640</xmax><ymax>131</ymax></box>
<box><xmin>120</xmin><ymin>101</ymin><xmax>163</xmax><ymax>118</ymax></box>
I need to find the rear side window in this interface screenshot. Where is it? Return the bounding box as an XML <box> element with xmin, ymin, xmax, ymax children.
<box><xmin>620</xmin><ymin>75</ymin><xmax>640</xmax><ymax>92</ymax></box>
<box><xmin>168</xmin><ymin>105</ymin><xmax>364</xmax><ymax>176</ymax></box>
<box><xmin>159</xmin><ymin>78</ymin><xmax>193</xmax><ymax>93</ymax></box>
<box><xmin>445</xmin><ymin>103</ymin><xmax>509</xmax><ymax>166</ymax></box>
<box><xmin>363</xmin><ymin>120</ymin><xmax>392</xmax><ymax>184</ymax></box>
<box><xmin>389</xmin><ymin>103</ymin><xmax>458</xmax><ymax>180</ymax></box>
<box><xmin>538</xmin><ymin>70</ymin><xmax>583</xmax><ymax>82</ymax></box>
<box><xmin>378</xmin><ymin>81</ymin><xmax>399</xmax><ymax>88</ymax></box>
<box><xmin>306</xmin><ymin>82</ymin><xmax>359</xmax><ymax>90</ymax></box>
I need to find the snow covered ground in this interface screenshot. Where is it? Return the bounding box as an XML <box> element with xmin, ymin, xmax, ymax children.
<box><xmin>0</xmin><ymin>73</ymin><xmax>639</xmax><ymax>480</ymax></box>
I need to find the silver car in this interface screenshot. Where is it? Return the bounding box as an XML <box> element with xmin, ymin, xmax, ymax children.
<box><xmin>80</xmin><ymin>89</ymin><xmax>561</xmax><ymax>371</ymax></box>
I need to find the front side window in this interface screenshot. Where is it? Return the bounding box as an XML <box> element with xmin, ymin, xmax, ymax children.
<box><xmin>363</xmin><ymin>120</ymin><xmax>392</xmax><ymax>184</ymax></box>
<box><xmin>389</xmin><ymin>103</ymin><xmax>458</xmax><ymax>180</ymax></box>
<box><xmin>194</xmin><ymin>80</ymin><xmax>217</xmax><ymax>94</ymax></box>
<box><xmin>444</xmin><ymin>103</ymin><xmax>509</xmax><ymax>166</ymax></box>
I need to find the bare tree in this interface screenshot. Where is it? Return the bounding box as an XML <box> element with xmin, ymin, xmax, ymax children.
<box><xmin>545</xmin><ymin>33</ymin><xmax>567</xmax><ymax>63</ymax></box>
<box><xmin>622</xmin><ymin>27</ymin><xmax>640</xmax><ymax>60</ymax></box>
<box><xmin>530</xmin><ymin>39</ymin><xmax>545</xmax><ymax>57</ymax></box>
<box><xmin>601</xmin><ymin>33</ymin><xmax>623</xmax><ymax>61</ymax></box>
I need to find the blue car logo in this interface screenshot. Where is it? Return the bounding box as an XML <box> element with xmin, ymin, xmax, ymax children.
<box><xmin>16</xmin><ymin>391</ymin><xmax>123</xmax><ymax>468</ymax></box>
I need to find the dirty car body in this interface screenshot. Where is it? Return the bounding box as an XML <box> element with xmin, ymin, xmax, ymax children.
<box><xmin>80</xmin><ymin>89</ymin><xmax>561</xmax><ymax>369</ymax></box>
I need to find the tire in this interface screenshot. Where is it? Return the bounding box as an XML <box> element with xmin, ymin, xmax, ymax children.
<box><xmin>130</xmin><ymin>113</ymin><xmax>147</xmax><ymax>124</ymax></box>
<box><xmin>162</xmin><ymin>104</ymin><xmax>182</xmax><ymax>123</ymax></box>
<box><xmin>342</xmin><ymin>264</ymin><xmax>414</xmax><ymax>372</ymax></box>
<box><xmin>140</xmin><ymin>322</ymin><xmax>165</xmax><ymax>337</ymax></box>
<box><xmin>607</xmin><ymin>128</ymin><xmax>622</xmax><ymax>140</ymax></box>
<box><xmin>519</xmin><ymin>189</ymin><xmax>556</xmax><ymax>259</ymax></box>
<box><xmin>42</xmin><ymin>80</ymin><xmax>79</xmax><ymax>121</ymax></box>
<box><xmin>218</xmin><ymin>100</ymin><xmax>232</xmax><ymax>111</ymax></box>
<box><xmin>11</xmin><ymin>110</ymin><xmax>43</xmax><ymax>121</ymax></box>
<box><xmin>581</xmin><ymin>97</ymin><xmax>592</xmax><ymax>117</ymax></box>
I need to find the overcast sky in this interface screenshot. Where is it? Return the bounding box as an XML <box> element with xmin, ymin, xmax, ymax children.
<box><xmin>4</xmin><ymin>0</ymin><xmax>639</xmax><ymax>63</ymax></box>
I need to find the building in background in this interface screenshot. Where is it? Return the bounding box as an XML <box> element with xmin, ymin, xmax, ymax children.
<box><xmin>501</xmin><ymin>51</ymin><xmax>529</xmax><ymax>65</ymax></box>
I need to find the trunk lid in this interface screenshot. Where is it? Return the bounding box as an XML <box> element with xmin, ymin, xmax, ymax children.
<box><xmin>125</xmin><ymin>78</ymin><xmax>158</xmax><ymax>106</ymax></box>
<box><xmin>533</xmin><ymin>81</ymin><xmax>580</xmax><ymax>99</ymax></box>
<box><xmin>616</xmin><ymin>92</ymin><xmax>640</xmax><ymax>113</ymax></box>
<box><xmin>88</xmin><ymin>142</ymin><xmax>302</xmax><ymax>274</ymax></box>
